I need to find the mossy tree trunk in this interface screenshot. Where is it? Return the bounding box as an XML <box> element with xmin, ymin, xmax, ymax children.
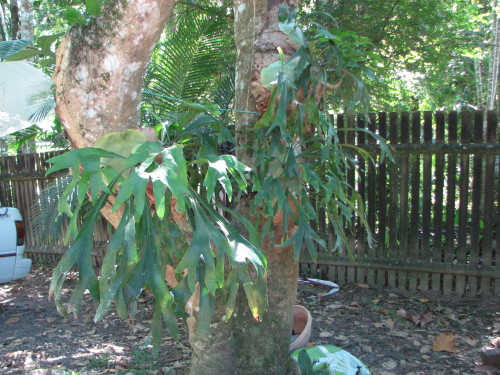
<box><xmin>187</xmin><ymin>1</ymin><xmax>301</xmax><ymax>374</ymax></box>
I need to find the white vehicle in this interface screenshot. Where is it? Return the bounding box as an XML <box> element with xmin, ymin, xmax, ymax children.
<box><xmin>0</xmin><ymin>206</ymin><xmax>32</xmax><ymax>284</ymax></box>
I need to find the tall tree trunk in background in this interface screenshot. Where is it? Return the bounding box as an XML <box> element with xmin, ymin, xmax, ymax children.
<box><xmin>18</xmin><ymin>0</ymin><xmax>33</xmax><ymax>43</ymax></box>
<box><xmin>487</xmin><ymin>0</ymin><xmax>499</xmax><ymax>110</ymax></box>
<box><xmin>0</xmin><ymin>4</ymin><xmax>8</xmax><ymax>41</ymax></box>
<box><xmin>53</xmin><ymin>0</ymin><xmax>175</xmax><ymax>226</ymax></box>
<box><xmin>186</xmin><ymin>1</ymin><xmax>300</xmax><ymax>374</ymax></box>
<box><xmin>9</xmin><ymin>0</ymin><xmax>19</xmax><ymax>39</ymax></box>
<box><xmin>474</xmin><ymin>59</ymin><xmax>485</xmax><ymax>109</ymax></box>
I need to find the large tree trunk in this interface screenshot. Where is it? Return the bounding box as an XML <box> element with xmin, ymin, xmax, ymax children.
<box><xmin>187</xmin><ymin>1</ymin><xmax>301</xmax><ymax>374</ymax></box>
<box><xmin>53</xmin><ymin>0</ymin><xmax>175</xmax><ymax>227</ymax></box>
<box><xmin>53</xmin><ymin>0</ymin><xmax>175</xmax><ymax>150</ymax></box>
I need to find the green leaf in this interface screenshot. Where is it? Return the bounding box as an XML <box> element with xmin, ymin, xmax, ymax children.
<box><xmin>95</xmin><ymin>129</ymin><xmax>147</xmax><ymax>177</ymax></box>
<box><xmin>4</xmin><ymin>48</ymin><xmax>43</xmax><ymax>61</ymax></box>
<box><xmin>278</xmin><ymin>8</ymin><xmax>306</xmax><ymax>46</ymax></box>
<box><xmin>0</xmin><ymin>39</ymin><xmax>30</xmax><ymax>61</ymax></box>
<box><xmin>37</xmin><ymin>33</ymin><xmax>65</xmax><ymax>52</ymax></box>
<box><xmin>49</xmin><ymin>182</ymin><xmax>113</xmax><ymax>316</ymax></box>
<box><xmin>260</xmin><ymin>57</ymin><xmax>300</xmax><ymax>89</ymax></box>
<box><xmin>113</xmin><ymin>170</ymin><xmax>149</xmax><ymax>219</ymax></box>
<box><xmin>203</xmin><ymin>154</ymin><xmax>249</xmax><ymax>202</ymax></box>
<box><xmin>85</xmin><ymin>0</ymin><xmax>102</xmax><ymax>17</ymax></box>
<box><xmin>66</xmin><ymin>7</ymin><xmax>86</xmax><ymax>25</ymax></box>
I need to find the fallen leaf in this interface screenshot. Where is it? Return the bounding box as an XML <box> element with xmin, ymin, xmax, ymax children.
<box><xmin>420</xmin><ymin>345</ymin><xmax>432</xmax><ymax>354</ymax></box>
<box><xmin>9</xmin><ymin>312</ymin><xmax>24</xmax><ymax>317</ymax></box>
<box><xmin>464</xmin><ymin>335</ymin><xmax>478</xmax><ymax>346</ymax></box>
<box><xmin>361</xmin><ymin>345</ymin><xmax>372</xmax><ymax>352</ymax></box>
<box><xmin>379</xmin><ymin>307</ymin><xmax>389</xmax><ymax>315</ymax></box>
<box><xmin>381</xmin><ymin>318</ymin><xmax>395</xmax><ymax>329</ymax></box>
<box><xmin>419</xmin><ymin>298</ymin><xmax>432</xmax><ymax>303</ymax></box>
<box><xmin>373</xmin><ymin>322</ymin><xmax>384</xmax><ymax>328</ymax></box>
<box><xmin>433</xmin><ymin>332</ymin><xmax>459</xmax><ymax>353</ymax></box>
<box><xmin>447</xmin><ymin>313</ymin><xmax>458</xmax><ymax>321</ymax></box>
<box><xmin>350</xmin><ymin>302</ymin><xmax>360</xmax><ymax>307</ymax></box>
<box><xmin>410</xmin><ymin>311</ymin><xmax>434</xmax><ymax>327</ymax></box>
<box><xmin>336</xmin><ymin>335</ymin><xmax>348</xmax><ymax>341</ymax></box>
<box><xmin>5</xmin><ymin>317</ymin><xmax>20</xmax><ymax>324</ymax></box>
<box><xmin>319</xmin><ymin>331</ymin><xmax>333</xmax><ymax>338</ymax></box>
<box><xmin>396</xmin><ymin>308</ymin><xmax>407</xmax><ymax>317</ymax></box>
<box><xmin>392</xmin><ymin>330</ymin><xmax>409</xmax><ymax>338</ymax></box>
<box><xmin>382</xmin><ymin>359</ymin><xmax>397</xmax><ymax>370</ymax></box>
<box><xmin>46</xmin><ymin>317</ymin><xmax>57</xmax><ymax>323</ymax></box>
<box><xmin>356</xmin><ymin>283</ymin><xmax>370</xmax><ymax>288</ymax></box>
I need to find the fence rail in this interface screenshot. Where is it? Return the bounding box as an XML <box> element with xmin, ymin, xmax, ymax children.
<box><xmin>0</xmin><ymin>110</ymin><xmax>498</xmax><ymax>296</ymax></box>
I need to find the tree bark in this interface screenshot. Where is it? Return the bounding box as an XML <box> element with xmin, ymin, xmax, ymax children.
<box><xmin>18</xmin><ymin>0</ymin><xmax>33</xmax><ymax>43</ymax></box>
<box><xmin>53</xmin><ymin>0</ymin><xmax>175</xmax><ymax>151</ymax></box>
<box><xmin>0</xmin><ymin>4</ymin><xmax>8</xmax><ymax>41</ymax></box>
<box><xmin>9</xmin><ymin>0</ymin><xmax>19</xmax><ymax>40</ymax></box>
<box><xmin>53</xmin><ymin>0</ymin><xmax>175</xmax><ymax>227</ymax></box>
<box><xmin>487</xmin><ymin>0</ymin><xmax>499</xmax><ymax>110</ymax></box>
<box><xmin>187</xmin><ymin>1</ymin><xmax>301</xmax><ymax>374</ymax></box>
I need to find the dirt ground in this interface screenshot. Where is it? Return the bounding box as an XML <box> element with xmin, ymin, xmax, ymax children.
<box><xmin>1</xmin><ymin>263</ymin><xmax>499</xmax><ymax>375</ymax></box>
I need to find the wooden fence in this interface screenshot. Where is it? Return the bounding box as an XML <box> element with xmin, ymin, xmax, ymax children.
<box><xmin>0</xmin><ymin>110</ymin><xmax>498</xmax><ymax>296</ymax></box>
<box><xmin>302</xmin><ymin>110</ymin><xmax>499</xmax><ymax>296</ymax></box>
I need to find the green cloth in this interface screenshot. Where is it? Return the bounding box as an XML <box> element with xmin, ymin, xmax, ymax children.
<box><xmin>290</xmin><ymin>345</ymin><xmax>371</xmax><ymax>375</ymax></box>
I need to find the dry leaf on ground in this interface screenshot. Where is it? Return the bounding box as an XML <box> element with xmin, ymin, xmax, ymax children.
<box><xmin>433</xmin><ymin>332</ymin><xmax>459</xmax><ymax>353</ymax></box>
<box><xmin>410</xmin><ymin>311</ymin><xmax>434</xmax><ymax>327</ymax></box>
<box><xmin>5</xmin><ymin>317</ymin><xmax>20</xmax><ymax>324</ymax></box>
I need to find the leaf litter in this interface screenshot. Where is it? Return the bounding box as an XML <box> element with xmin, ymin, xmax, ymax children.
<box><xmin>0</xmin><ymin>264</ymin><xmax>499</xmax><ymax>374</ymax></box>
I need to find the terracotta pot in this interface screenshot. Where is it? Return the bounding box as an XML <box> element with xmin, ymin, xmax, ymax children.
<box><xmin>290</xmin><ymin>305</ymin><xmax>312</xmax><ymax>352</ymax></box>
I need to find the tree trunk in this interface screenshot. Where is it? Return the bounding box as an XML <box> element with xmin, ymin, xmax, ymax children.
<box><xmin>487</xmin><ymin>0</ymin><xmax>499</xmax><ymax>110</ymax></box>
<box><xmin>0</xmin><ymin>4</ymin><xmax>8</xmax><ymax>41</ymax></box>
<box><xmin>187</xmin><ymin>1</ymin><xmax>301</xmax><ymax>374</ymax></box>
<box><xmin>53</xmin><ymin>0</ymin><xmax>175</xmax><ymax>151</ymax></box>
<box><xmin>18</xmin><ymin>0</ymin><xmax>33</xmax><ymax>43</ymax></box>
<box><xmin>53</xmin><ymin>0</ymin><xmax>175</xmax><ymax>227</ymax></box>
<box><xmin>9</xmin><ymin>0</ymin><xmax>19</xmax><ymax>39</ymax></box>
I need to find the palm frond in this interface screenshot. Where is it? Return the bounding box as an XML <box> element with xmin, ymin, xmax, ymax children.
<box><xmin>27</xmin><ymin>85</ymin><xmax>56</xmax><ymax>123</ymax></box>
<box><xmin>29</xmin><ymin>175</ymin><xmax>94</xmax><ymax>245</ymax></box>
<box><xmin>144</xmin><ymin>14</ymin><xmax>235</xmax><ymax>116</ymax></box>
<box><xmin>30</xmin><ymin>175</ymin><xmax>73</xmax><ymax>245</ymax></box>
